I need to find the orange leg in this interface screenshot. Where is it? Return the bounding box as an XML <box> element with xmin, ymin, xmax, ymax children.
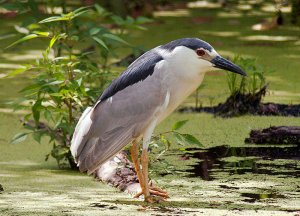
<box><xmin>131</xmin><ymin>140</ymin><xmax>169</xmax><ymax>202</ymax></box>
<box><xmin>131</xmin><ymin>139</ymin><xmax>145</xmax><ymax>195</ymax></box>
<box><xmin>141</xmin><ymin>149</ymin><xmax>150</xmax><ymax>200</ymax></box>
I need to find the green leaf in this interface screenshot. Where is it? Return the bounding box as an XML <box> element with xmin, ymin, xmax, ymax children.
<box><xmin>33</xmin><ymin>31</ymin><xmax>50</xmax><ymax>37</ymax></box>
<box><xmin>44</xmin><ymin>109</ymin><xmax>52</xmax><ymax>121</ymax></box>
<box><xmin>6</xmin><ymin>34</ymin><xmax>39</xmax><ymax>49</ymax></box>
<box><xmin>48</xmin><ymin>35</ymin><xmax>59</xmax><ymax>51</ymax></box>
<box><xmin>174</xmin><ymin>132</ymin><xmax>203</xmax><ymax>147</ymax></box>
<box><xmin>89</xmin><ymin>27</ymin><xmax>101</xmax><ymax>36</ymax></box>
<box><xmin>94</xmin><ymin>4</ymin><xmax>109</xmax><ymax>16</ymax></box>
<box><xmin>24</xmin><ymin>113</ymin><xmax>32</xmax><ymax>121</ymax></box>
<box><xmin>11</xmin><ymin>132</ymin><xmax>28</xmax><ymax>144</ymax></box>
<box><xmin>102</xmin><ymin>33</ymin><xmax>129</xmax><ymax>45</ymax></box>
<box><xmin>32</xmin><ymin>100</ymin><xmax>42</xmax><ymax>123</ymax></box>
<box><xmin>44</xmin><ymin>80</ymin><xmax>64</xmax><ymax>86</ymax></box>
<box><xmin>5</xmin><ymin>65</ymin><xmax>30</xmax><ymax>77</ymax></box>
<box><xmin>136</xmin><ymin>16</ymin><xmax>153</xmax><ymax>24</ymax></box>
<box><xmin>93</xmin><ymin>36</ymin><xmax>108</xmax><ymax>51</ymax></box>
<box><xmin>76</xmin><ymin>78</ymin><xmax>83</xmax><ymax>86</ymax></box>
<box><xmin>33</xmin><ymin>132</ymin><xmax>42</xmax><ymax>143</ymax></box>
<box><xmin>72</xmin><ymin>9</ymin><xmax>89</xmax><ymax>18</ymax></box>
<box><xmin>73</xmin><ymin>6</ymin><xmax>91</xmax><ymax>14</ymax></box>
<box><xmin>172</xmin><ymin>120</ymin><xmax>188</xmax><ymax>131</ymax></box>
<box><xmin>39</xmin><ymin>16</ymin><xmax>69</xmax><ymax>23</ymax></box>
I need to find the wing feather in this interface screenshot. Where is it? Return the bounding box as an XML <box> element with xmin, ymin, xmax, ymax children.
<box><xmin>71</xmin><ymin>58</ymin><xmax>166</xmax><ymax>174</ymax></box>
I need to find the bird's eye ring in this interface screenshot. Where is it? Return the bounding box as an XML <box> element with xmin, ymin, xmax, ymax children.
<box><xmin>196</xmin><ymin>49</ymin><xmax>205</xmax><ymax>57</ymax></box>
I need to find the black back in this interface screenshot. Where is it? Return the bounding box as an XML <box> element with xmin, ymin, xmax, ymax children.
<box><xmin>99</xmin><ymin>50</ymin><xmax>163</xmax><ymax>102</ymax></box>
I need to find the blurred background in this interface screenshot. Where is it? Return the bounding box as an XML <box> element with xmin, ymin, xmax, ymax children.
<box><xmin>0</xmin><ymin>1</ymin><xmax>299</xmax><ymax>215</ymax></box>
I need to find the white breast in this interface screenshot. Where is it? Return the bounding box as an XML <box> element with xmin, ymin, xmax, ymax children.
<box><xmin>154</xmin><ymin>46</ymin><xmax>208</xmax><ymax>123</ymax></box>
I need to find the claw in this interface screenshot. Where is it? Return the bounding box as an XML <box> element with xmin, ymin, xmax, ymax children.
<box><xmin>133</xmin><ymin>180</ymin><xmax>169</xmax><ymax>200</ymax></box>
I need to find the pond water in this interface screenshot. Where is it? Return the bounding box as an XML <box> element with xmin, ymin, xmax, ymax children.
<box><xmin>182</xmin><ymin>145</ymin><xmax>300</xmax><ymax>181</ymax></box>
<box><xmin>241</xmin><ymin>192</ymin><xmax>285</xmax><ymax>203</ymax></box>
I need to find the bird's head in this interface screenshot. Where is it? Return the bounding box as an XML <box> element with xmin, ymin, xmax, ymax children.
<box><xmin>160</xmin><ymin>38</ymin><xmax>247</xmax><ymax>77</ymax></box>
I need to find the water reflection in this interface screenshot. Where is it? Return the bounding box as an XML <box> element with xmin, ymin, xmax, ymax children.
<box><xmin>241</xmin><ymin>192</ymin><xmax>285</xmax><ymax>203</ymax></box>
<box><xmin>182</xmin><ymin>145</ymin><xmax>300</xmax><ymax>180</ymax></box>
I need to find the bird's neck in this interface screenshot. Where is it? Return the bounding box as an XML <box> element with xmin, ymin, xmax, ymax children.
<box><xmin>157</xmin><ymin>69</ymin><xmax>205</xmax><ymax>123</ymax></box>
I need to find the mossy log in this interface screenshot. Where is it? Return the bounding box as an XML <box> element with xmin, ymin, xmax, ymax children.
<box><xmin>245</xmin><ymin>126</ymin><xmax>300</xmax><ymax>144</ymax></box>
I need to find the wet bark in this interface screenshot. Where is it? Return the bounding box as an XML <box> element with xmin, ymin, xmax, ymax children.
<box><xmin>245</xmin><ymin>126</ymin><xmax>300</xmax><ymax>144</ymax></box>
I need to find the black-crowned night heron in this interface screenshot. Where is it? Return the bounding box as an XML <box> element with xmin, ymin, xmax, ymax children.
<box><xmin>71</xmin><ymin>38</ymin><xmax>246</xmax><ymax>202</ymax></box>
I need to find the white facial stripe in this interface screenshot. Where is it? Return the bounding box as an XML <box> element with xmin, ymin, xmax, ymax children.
<box><xmin>207</xmin><ymin>48</ymin><xmax>219</xmax><ymax>58</ymax></box>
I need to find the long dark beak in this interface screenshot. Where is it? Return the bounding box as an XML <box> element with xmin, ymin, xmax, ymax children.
<box><xmin>211</xmin><ymin>56</ymin><xmax>247</xmax><ymax>76</ymax></box>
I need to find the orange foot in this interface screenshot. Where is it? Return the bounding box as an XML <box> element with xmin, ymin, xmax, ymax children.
<box><xmin>134</xmin><ymin>181</ymin><xmax>169</xmax><ymax>203</ymax></box>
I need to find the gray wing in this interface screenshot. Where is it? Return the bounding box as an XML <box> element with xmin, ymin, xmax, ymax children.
<box><xmin>71</xmin><ymin>52</ymin><xmax>166</xmax><ymax>174</ymax></box>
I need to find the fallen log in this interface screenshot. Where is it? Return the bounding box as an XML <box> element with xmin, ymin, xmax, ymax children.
<box><xmin>245</xmin><ymin>126</ymin><xmax>300</xmax><ymax>144</ymax></box>
<box><xmin>94</xmin><ymin>151</ymin><xmax>141</xmax><ymax>194</ymax></box>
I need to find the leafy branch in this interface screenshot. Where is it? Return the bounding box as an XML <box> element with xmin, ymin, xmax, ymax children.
<box><xmin>4</xmin><ymin>3</ymin><xmax>152</xmax><ymax>168</ymax></box>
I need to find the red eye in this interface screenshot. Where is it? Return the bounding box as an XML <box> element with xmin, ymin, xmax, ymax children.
<box><xmin>196</xmin><ymin>49</ymin><xmax>205</xmax><ymax>56</ymax></box>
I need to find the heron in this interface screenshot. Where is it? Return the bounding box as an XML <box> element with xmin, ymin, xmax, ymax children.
<box><xmin>71</xmin><ymin>38</ymin><xmax>246</xmax><ymax>203</ymax></box>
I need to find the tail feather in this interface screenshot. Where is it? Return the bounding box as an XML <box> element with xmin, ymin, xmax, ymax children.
<box><xmin>70</xmin><ymin>107</ymin><xmax>93</xmax><ymax>162</ymax></box>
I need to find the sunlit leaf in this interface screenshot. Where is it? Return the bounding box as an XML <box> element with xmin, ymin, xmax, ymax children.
<box><xmin>6</xmin><ymin>34</ymin><xmax>39</xmax><ymax>49</ymax></box>
<box><xmin>44</xmin><ymin>80</ymin><xmax>64</xmax><ymax>86</ymax></box>
<box><xmin>181</xmin><ymin>134</ymin><xmax>203</xmax><ymax>147</ymax></box>
<box><xmin>89</xmin><ymin>27</ymin><xmax>101</xmax><ymax>36</ymax></box>
<box><xmin>174</xmin><ymin>132</ymin><xmax>203</xmax><ymax>147</ymax></box>
<box><xmin>39</xmin><ymin>16</ymin><xmax>69</xmax><ymax>23</ymax></box>
<box><xmin>49</xmin><ymin>35</ymin><xmax>59</xmax><ymax>49</ymax></box>
<box><xmin>73</xmin><ymin>6</ymin><xmax>91</xmax><ymax>14</ymax></box>
<box><xmin>103</xmin><ymin>33</ymin><xmax>129</xmax><ymax>45</ymax></box>
<box><xmin>93</xmin><ymin>36</ymin><xmax>108</xmax><ymax>50</ymax></box>
<box><xmin>172</xmin><ymin>120</ymin><xmax>188</xmax><ymax>131</ymax></box>
<box><xmin>11</xmin><ymin>132</ymin><xmax>28</xmax><ymax>144</ymax></box>
<box><xmin>33</xmin><ymin>31</ymin><xmax>50</xmax><ymax>37</ymax></box>
<box><xmin>72</xmin><ymin>9</ymin><xmax>89</xmax><ymax>18</ymax></box>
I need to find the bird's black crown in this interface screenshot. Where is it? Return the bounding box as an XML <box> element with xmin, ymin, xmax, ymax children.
<box><xmin>161</xmin><ymin>38</ymin><xmax>213</xmax><ymax>52</ymax></box>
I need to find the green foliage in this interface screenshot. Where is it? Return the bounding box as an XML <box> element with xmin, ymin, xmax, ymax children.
<box><xmin>4</xmin><ymin>3</ymin><xmax>150</xmax><ymax>168</ymax></box>
<box><xmin>148</xmin><ymin>119</ymin><xmax>203</xmax><ymax>175</ymax></box>
<box><xmin>171</xmin><ymin>120</ymin><xmax>188</xmax><ymax>131</ymax></box>
<box><xmin>226</xmin><ymin>56</ymin><xmax>267</xmax><ymax>96</ymax></box>
<box><xmin>150</xmin><ymin>119</ymin><xmax>203</xmax><ymax>160</ymax></box>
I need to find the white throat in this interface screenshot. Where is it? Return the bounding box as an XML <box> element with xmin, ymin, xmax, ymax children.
<box><xmin>154</xmin><ymin>46</ymin><xmax>212</xmax><ymax>122</ymax></box>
